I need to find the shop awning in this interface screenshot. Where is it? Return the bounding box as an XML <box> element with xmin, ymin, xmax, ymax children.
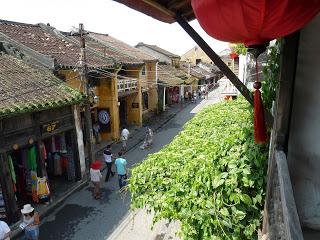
<box><xmin>113</xmin><ymin>0</ymin><xmax>195</xmax><ymax>24</ymax></box>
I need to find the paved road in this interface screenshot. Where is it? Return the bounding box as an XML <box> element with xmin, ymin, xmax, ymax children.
<box><xmin>19</xmin><ymin>90</ymin><xmax>221</xmax><ymax>240</ymax></box>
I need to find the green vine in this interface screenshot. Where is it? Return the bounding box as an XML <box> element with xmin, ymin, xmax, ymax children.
<box><xmin>232</xmin><ymin>43</ymin><xmax>247</xmax><ymax>55</ymax></box>
<box><xmin>129</xmin><ymin>99</ymin><xmax>268</xmax><ymax>239</ymax></box>
<box><xmin>261</xmin><ymin>40</ymin><xmax>281</xmax><ymax>111</ymax></box>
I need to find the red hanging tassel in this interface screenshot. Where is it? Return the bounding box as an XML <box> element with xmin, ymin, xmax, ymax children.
<box><xmin>253</xmin><ymin>59</ymin><xmax>268</xmax><ymax>144</ymax></box>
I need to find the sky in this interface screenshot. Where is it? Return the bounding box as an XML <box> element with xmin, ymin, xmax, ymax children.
<box><xmin>0</xmin><ymin>0</ymin><xmax>229</xmax><ymax>56</ymax></box>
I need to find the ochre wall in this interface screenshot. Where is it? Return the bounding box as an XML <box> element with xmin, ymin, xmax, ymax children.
<box><xmin>145</xmin><ymin>62</ymin><xmax>158</xmax><ymax>112</ymax></box>
<box><xmin>98</xmin><ymin>78</ymin><xmax>119</xmax><ymax>141</ymax></box>
<box><xmin>125</xmin><ymin>66</ymin><xmax>142</xmax><ymax>126</ymax></box>
<box><xmin>59</xmin><ymin>69</ymin><xmax>119</xmax><ymax>141</ymax></box>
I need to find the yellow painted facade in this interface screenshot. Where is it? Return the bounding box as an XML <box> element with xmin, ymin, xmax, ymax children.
<box><xmin>181</xmin><ymin>46</ymin><xmax>212</xmax><ymax>65</ymax></box>
<box><xmin>144</xmin><ymin>62</ymin><xmax>158</xmax><ymax>112</ymax></box>
<box><xmin>58</xmin><ymin>69</ymin><xmax>120</xmax><ymax>141</ymax></box>
<box><xmin>124</xmin><ymin>66</ymin><xmax>143</xmax><ymax>127</ymax></box>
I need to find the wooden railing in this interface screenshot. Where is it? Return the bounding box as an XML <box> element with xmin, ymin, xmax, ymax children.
<box><xmin>267</xmin><ymin>150</ymin><xmax>304</xmax><ymax>240</ymax></box>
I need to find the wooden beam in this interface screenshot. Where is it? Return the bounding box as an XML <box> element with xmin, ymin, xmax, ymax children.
<box><xmin>140</xmin><ymin>0</ymin><xmax>175</xmax><ymax>17</ymax></box>
<box><xmin>175</xmin><ymin>15</ymin><xmax>253</xmax><ymax>103</ymax></box>
<box><xmin>167</xmin><ymin>0</ymin><xmax>190</xmax><ymax>11</ymax></box>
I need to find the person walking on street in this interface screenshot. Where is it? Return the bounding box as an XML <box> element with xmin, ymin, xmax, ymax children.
<box><xmin>121</xmin><ymin>127</ymin><xmax>130</xmax><ymax>151</ymax></box>
<box><xmin>90</xmin><ymin>160</ymin><xmax>102</xmax><ymax>199</ymax></box>
<box><xmin>115</xmin><ymin>152</ymin><xmax>127</xmax><ymax>189</ymax></box>
<box><xmin>0</xmin><ymin>220</ymin><xmax>10</xmax><ymax>240</ymax></box>
<box><xmin>103</xmin><ymin>145</ymin><xmax>115</xmax><ymax>182</ymax></box>
<box><xmin>20</xmin><ymin>204</ymin><xmax>40</xmax><ymax>240</ymax></box>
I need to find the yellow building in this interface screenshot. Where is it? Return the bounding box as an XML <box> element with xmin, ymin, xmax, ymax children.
<box><xmin>181</xmin><ymin>46</ymin><xmax>213</xmax><ymax>65</ymax></box>
<box><xmin>62</xmin><ymin>32</ymin><xmax>146</xmax><ymax>141</ymax></box>
<box><xmin>89</xmin><ymin>33</ymin><xmax>159</xmax><ymax>121</ymax></box>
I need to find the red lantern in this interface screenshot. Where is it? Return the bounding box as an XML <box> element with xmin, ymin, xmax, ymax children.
<box><xmin>192</xmin><ymin>0</ymin><xmax>320</xmax><ymax>46</ymax></box>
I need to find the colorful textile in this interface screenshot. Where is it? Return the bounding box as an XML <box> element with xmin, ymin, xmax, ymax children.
<box><xmin>8</xmin><ymin>155</ymin><xmax>16</xmax><ymax>184</ymax></box>
<box><xmin>40</xmin><ymin>142</ymin><xmax>47</xmax><ymax>160</ymax></box>
<box><xmin>30</xmin><ymin>171</ymin><xmax>39</xmax><ymax>203</ymax></box>
<box><xmin>27</xmin><ymin>146</ymin><xmax>37</xmax><ymax>171</ymax></box>
<box><xmin>37</xmin><ymin>177</ymin><xmax>50</xmax><ymax>198</ymax></box>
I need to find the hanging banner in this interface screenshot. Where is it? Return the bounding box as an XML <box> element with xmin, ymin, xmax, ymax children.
<box><xmin>98</xmin><ymin>108</ymin><xmax>111</xmax><ymax>132</ymax></box>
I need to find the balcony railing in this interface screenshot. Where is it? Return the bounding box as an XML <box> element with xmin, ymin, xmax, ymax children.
<box><xmin>266</xmin><ymin>150</ymin><xmax>303</xmax><ymax>240</ymax></box>
<box><xmin>117</xmin><ymin>79</ymin><xmax>138</xmax><ymax>92</ymax></box>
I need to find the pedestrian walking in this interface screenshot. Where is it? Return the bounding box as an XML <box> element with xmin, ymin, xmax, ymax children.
<box><xmin>90</xmin><ymin>160</ymin><xmax>102</xmax><ymax>199</ymax></box>
<box><xmin>140</xmin><ymin>126</ymin><xmax>153</xmax><ymax>149</ymax></box>
<box><xmin>103</xmin><ymin>145</ymin><xmax>115</xmax><ymax>182</ymax></box>
<box><xmin>193</xmin><ymin>91</ymin><xmax>197</xmax><ymax>104</ymax></box>
<box><xmin>115</xmin><ymin>152</ymin><xmax>127</xmax><ymax>189</ymax></box>
<box><xmin>0</xmin><ymin>220</ymin><xmax>10</xmax><ymax>240</ymax></box>
<box><xmin>20</xmin><ymin>204</ymin><xmax>40</xmax><ymax>240</ymax></box>
<box><xmin>121</xmin><ymin>127</ymin><xmax>130</xmax><ymax>151</ymax></box>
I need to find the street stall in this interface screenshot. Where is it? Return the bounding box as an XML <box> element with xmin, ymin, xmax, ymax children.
<box><xmin>0</xmin><ymin>53</ymin><xmax>84</xmax><ymax>223</ymax></box>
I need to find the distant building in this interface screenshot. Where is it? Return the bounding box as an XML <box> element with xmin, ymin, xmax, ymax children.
<box><xmin>181</xmin><ymin>46</ymin><xmax>213</xmax><ymax>65</ymax></box>
<box><xmin>136</xmin><ymin>42</ymin><xmax>180</xmax><ymax>67</ymax></box>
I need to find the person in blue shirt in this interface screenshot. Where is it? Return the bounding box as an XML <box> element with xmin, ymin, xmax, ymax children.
<box><xmin>115</xmin><ymin>152</ymin><xmax>127</xmax><ymax>189</ymax></box>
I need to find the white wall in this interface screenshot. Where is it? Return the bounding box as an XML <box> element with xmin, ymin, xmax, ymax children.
<box><xmin>287</xmin><ymin>14</ymin><xmax>320</xmax><ymax>230</ymax></box>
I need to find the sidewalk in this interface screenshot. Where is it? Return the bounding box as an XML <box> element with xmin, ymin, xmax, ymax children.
<box><xmin>94</xmin><ymin>103</ymin><xmax>188</xmax><ymax>160</ymax></box>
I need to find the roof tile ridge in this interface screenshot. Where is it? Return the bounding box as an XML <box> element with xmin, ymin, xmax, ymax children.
<box><xmin>87</xmin><ymin>34</ymin><xmax>143</xmax><ymax>64</ymax></box>
<box><xmin>43</xmin><ymin>26</ymin><xmax>118</xmax><ymax>68</ymax></box>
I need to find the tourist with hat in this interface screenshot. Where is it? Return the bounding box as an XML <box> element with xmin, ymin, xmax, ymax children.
<box><xmin>20</xmin><ymin>204</ymin><xmax>40</xmax><ymax>240</ymax></box>
<box><xmin>90</xmin><ymin>160</ymin><xmax>102</xmax><ymax>199</ymax></box>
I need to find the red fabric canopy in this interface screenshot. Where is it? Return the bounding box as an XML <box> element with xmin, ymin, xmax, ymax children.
<box><xmin>192</xmin><ymin>0</ymin><xmax>320</xmax><ymax>46</ymax></box>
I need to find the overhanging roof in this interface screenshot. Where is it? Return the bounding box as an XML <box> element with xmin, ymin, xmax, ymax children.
<box><xmin>113</xmin><ymin>0</ymin><xmax>195</xmax><ymax>23</ymax></box>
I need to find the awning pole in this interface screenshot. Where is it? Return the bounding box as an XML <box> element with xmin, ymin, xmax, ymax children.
<box><xmin>175</xmin><ymin>14</ymin><xmax>273</xmax><ymax>125</ymax></box>
<box><xmin>175</xmin><ymin>14</ymin><xmax>253</xmax><ymax>105</ymax></box>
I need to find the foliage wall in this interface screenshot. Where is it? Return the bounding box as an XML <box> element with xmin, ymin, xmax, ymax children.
<box><xmin>129</xmin><ymin>99</ymin><xmax>268</xmax><ymax>239</ymax></box>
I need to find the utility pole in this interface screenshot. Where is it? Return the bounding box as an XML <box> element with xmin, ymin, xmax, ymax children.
<box><xmin>79</xmin><ymin>23</ymin><xmax>94</xmax><ymax>167</ymax></box>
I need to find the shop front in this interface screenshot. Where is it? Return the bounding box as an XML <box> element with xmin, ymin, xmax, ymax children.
<box><xmin>0</xmin><ymin>105</ymin><xmax>83</xmax><ymax>224</ymax></box>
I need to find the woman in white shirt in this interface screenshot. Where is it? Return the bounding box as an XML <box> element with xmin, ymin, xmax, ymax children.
<box><xmin>90</xmin><ymin>161</ymin><xmax>102</xmax><ymax>199</ymax></box>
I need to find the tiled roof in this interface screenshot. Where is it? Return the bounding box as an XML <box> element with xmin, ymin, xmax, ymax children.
<box><xmin>197</xmin><ymin>62</ymin><xmax>221</xmax><ymax>73</ymax></box>
<box><xmin>136</xmin><ymin>42</ymin><xmax>180</xmax><ymax>58</ymax></box>
<box><xmin>158</xmin><ymin>64</ymin><xmax>187</xmax><ymax>85</ymax></box>
<box><xmin>180</xmin><ymin>62</ymin><xmax>215</xmax><ymax>79</ymax></box>
<box><xmin>0</xmin><ymin>53</ymin><xmax>84</xmax><ymax>117</ymax></box>
<box><xmin>0</xmin><ymin>20</ymin><xmax>114</xmax><ymax>69</ymax></box>
<box><xmin>65</xmin><ymin>34</ymin><xmax>143</xmax><ymax>66</ymax></box>
<box><xmin>89</xmin><ymin>33</ymin><xmax>157</xmax><ymax>62</ymax></box>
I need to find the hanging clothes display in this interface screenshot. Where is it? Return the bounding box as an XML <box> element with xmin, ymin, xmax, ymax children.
<box><xmin>39</xmin><ymin>142</ymin><xmax>47</xmax><ymax>162</ymax></box>
<box><xmin>30</xmin><ymin>171</ymin><xmax>39</xmax><ymax>203</ymax></box>
<box><xmin>37</xmin><ymin>177</ymin><xmax>50</xmax><ymax>203</ymax></box>
<box><xmin>53</xmin><ymin>153</ymin><xmax>62</xmax><ymax>176</ymax></box>
<box><xmin>27</xmin><ymin>145</ymin><xmax>37</xmax><ymax>171</ymax></box>
<box><xmin>59</xmin><ymin>133</ymin><xmax>67</xmax><ymax>153</ymax></box>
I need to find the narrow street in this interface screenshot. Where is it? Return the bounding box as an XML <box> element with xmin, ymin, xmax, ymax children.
<box><xmin>20</xmin><ymin>90</ymin><xmax>221</xmax><ymax>240</ymax></box>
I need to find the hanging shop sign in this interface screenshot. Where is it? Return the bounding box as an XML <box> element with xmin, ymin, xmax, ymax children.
<box><xmin>132</xmin><ymin>103</ymin><xmax>139</xmax><ymax>108</ymax></box>
<box><xmin>98</xmin><ymin>108</ymin><xmax>111</xmax><ymax>132</ymax></box>
<box><xmin>42</xmin><ymin>121</ymin><xmax>59</xmax><ymax>134</ymax></box>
